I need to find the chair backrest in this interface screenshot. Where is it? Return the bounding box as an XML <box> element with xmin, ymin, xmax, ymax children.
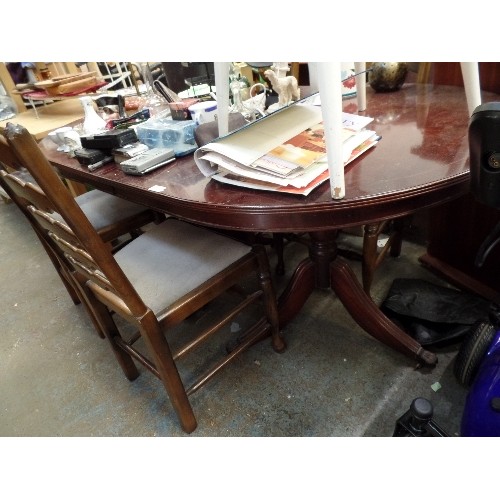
<box><xmin>3</xmin><ymin>122</ymin><xmax>149</xmax><ymax>320</ymax></box>
<box><xmin>0</xmin><ymin>135</ymin><xmax>91</xmax><ymax>308</ymax></box>
<box><xmin>0</xmin><ymin>159</ymin><xmax>55</xmax><ymax>216</ymax></box>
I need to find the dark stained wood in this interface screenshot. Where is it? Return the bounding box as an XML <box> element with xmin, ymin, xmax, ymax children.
<box><xmin>330</xmin><ymin>257</ymin><xmax>437</xmax><ymax>366</ymax></box>
<box><xmin>38</xmin><ymin>83</ymin><xmax>499</xmax><ymax>367</ymax></box>
<box><xmin>430</xmin><ymin>62</ymin><xmax>500</xmax><ymax>94</ymax></box>
<box><xmin>420</xmin><ymin>193</ymin><xmax>500</xmax><ymax>303</ymax></box>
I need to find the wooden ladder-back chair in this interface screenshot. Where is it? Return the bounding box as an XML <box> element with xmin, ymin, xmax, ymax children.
<box><xmin>0</xmin><ymin>134</ymin><xmax>162</xmax><ymax>304</ymax></box>
<box><xmin>4</xmin><ymin>122</ymin><xmax>284</xmax><ymax>433</ymax></box>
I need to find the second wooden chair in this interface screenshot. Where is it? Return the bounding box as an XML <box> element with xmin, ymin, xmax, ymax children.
<box><xmin>0</xmin><ymin>134</ymin><xmax>161</xmax><ymax>309</ymax></box>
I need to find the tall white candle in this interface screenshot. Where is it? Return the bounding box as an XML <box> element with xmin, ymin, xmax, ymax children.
<box><xmin>214</xmin><ymin>62</ymin><xmax>230</xmax><ymax>137</ymax></box>
<box><xmin>460</xmin><ymin>62</ymin><xmax>481</xmax><ymax>116</ymax></box>
<box><xmin>315</xmin><ymin>62</ymin><xmax>345</xmax><ymax>200</ymax></box>
<box><xmin>307</xmin><ymin>62</ymin><xmax>319</xmax><ymax>94</ymax></box>
<box><xmin>354</xmin><ymin>62</ymin><xmax>366</xmax><ymax>112</ymax></box>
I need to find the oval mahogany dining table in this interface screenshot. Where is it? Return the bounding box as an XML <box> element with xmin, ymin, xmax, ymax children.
<box><xmin>39</xmin><ymin>83</ymin><xmax>496</xmax><ymax>367</ymax></box>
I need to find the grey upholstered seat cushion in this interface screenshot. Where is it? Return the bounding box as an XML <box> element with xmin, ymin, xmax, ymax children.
<box><xmin>73</xmin><ymin>190</ymin><xmax>150</xmax><ymax>230</ymax></box>
<box><xmin>11</xmin><ymin>168</ymin><xmax>149</xmax><ymax>231</ymax></box>
<box><xmin>114</xmin><ymin>218</ymin><xmax>252</xmax><ymax>315</ymax></box>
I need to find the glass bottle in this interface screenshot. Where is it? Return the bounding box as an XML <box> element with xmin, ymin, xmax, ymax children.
<box><xmin>140</xmin><ymin>63</ymin><xmax>169</xmax><ymax>118</ymax></box>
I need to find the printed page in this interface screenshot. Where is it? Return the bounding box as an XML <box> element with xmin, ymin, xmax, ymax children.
<box><xmin>194</xmin><ymin>104</ymin><xmax>324</xmax><ymax>176</ymax></box>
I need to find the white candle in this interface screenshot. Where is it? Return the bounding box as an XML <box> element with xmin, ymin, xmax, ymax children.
<box><xmin>315</xmin><ymin>62</ymin><xmax>345</xmax><ymax>200</ymax></box>
<box><xmin>214</xmin><ymin>62</ymin><xmax>230</xmax><ymax>137</ymax></box>
<box><xmin>307</xmin><ymin>62</ymin><xmax>319</xmax><ymax>94</ymax></box>
<box><xmin>460</xmin><ymin>62</ymin><xmax>481</xmax><ymax>116</ymax></box>
<box><xmin>354</xmin><ymin>62</ymin><xmax>366</xmax><ymax>112</ymax></box>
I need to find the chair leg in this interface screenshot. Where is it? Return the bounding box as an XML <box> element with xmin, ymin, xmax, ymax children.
<box><xmin>389</xmin><ymin>217</ymin><xmax>405</xmax><ymax>258</ymax></box>
<box><xmin>140</xmin><ymin>311</ymin><xmax>198</xmax><ymax>433</ymax></box>
<box><xmin>82</xmin><ymin>289</ymin><xmax>141</xmax><ymax>381</ymax></box>
<box><xmin>254</xmin><ymin>245</ymin><xmax>286</xmax><ymax>353</ymax></box>
<box><xmin>272</xmin><ymin>233</ymin><xmax>285</xmax><ymax>276</ymax></box>
<box><xmin>362</xmin><ymin>217</ymin><xmax>408</xmax><ymax>295</ymax></box>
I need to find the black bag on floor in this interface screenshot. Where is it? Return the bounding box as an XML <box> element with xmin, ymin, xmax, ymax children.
<box><xmin>381</xmin><ymin>278</ymin><xmax>492</xmax><ymax>346</ymax></box>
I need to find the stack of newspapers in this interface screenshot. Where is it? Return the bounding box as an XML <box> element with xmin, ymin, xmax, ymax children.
<box><xmin>194</xmin><ymin>101</ymin><xmax>380</xmax><ymax>196</ymax></box>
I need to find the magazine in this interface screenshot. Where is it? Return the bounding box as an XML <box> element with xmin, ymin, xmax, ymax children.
<box><xmin>193</xmin><ymin>102</ymin><xmax>379</xmax><ymax>196</ymax></box>
<box><xmin>211</xmin><ymin>136</ymin><xmax>379</xmax><ymax>196</ymax></box>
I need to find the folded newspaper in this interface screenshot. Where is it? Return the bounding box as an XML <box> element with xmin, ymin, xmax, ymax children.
<box><xmin>193</xmin><ymin>101</ymin><xmax>379</xmax><ymax>196</ymax></box>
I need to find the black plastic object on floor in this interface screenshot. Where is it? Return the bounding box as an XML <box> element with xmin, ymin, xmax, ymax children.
<box><xmin>393</xmin><ymin>398</ymin><xmax>450</xmax><ymax>437</ymax></box>
<box><xmin>381</xmin><ymin>278</ymin><xmax>492</xmax><ymax>347</ymax></box>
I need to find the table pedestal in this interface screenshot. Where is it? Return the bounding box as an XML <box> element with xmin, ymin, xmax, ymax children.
<box><xmin>277</xmin><ymin>231</ymin><xmax>438</xmax><ymax>366</ymax></box>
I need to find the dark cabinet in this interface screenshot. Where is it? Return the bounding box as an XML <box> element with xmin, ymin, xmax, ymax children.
<box><xmin>420</xmin><ymin>193</ymin><xmax>500</xmax><ymax>303</ymax></box>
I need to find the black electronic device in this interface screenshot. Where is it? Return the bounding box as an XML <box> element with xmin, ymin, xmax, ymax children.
<box><xmin>469</xmin><ymin>102</ymin><xmax>500</xmax><ymax>209</ymax></box>
<box><xmin>110</xmin><ymin>108</ymin><xmax>150</xmax><ymax>128</ymax></box>
<box><xmin>80</xmin><ymin>128</ymin><xmax>138</xmax><ymax>150</ymax></box>
<box><xmin>469</xmin><ymin>102</ymin><xmax>500</xmax><ymax>267</ymax></box>
<box><xmin>74</xmin><ymin>148</ymin><xmax>113</xmax><ymax>171</ymax></box>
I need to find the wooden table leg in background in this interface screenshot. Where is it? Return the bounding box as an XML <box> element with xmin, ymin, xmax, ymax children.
<box><xmin>362</xmin><ymin>218</ymin><xmax>405</xmax><ymax>295</ymax></box>
<box><xmin>65</xmin><ymin>179</ymin><xmax>88</xmax><ymax>197</ymax></box>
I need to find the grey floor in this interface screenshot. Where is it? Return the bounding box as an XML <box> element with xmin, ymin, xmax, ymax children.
<box><xmin>0</xmin><ymin>195</ymin><xmax>466</xmax><ymax>437</ymax></box>
<box><xmin>0</xmin><ymin>195</ymin><xmax>470</xmax><ymax>438</ymax></box>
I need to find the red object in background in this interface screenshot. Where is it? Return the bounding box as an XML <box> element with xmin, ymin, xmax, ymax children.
<box><xmin>20</xmin><ymin>81</ymin><xmax>107</xmax><ymax>99</ymax></box>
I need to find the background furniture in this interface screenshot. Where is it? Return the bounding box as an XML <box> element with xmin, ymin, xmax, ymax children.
<box><xmin>0</xmin><ymin>62</ymin><xmax>89</xmax><ymax>112</ymax></box>
<box><xmin>160</xmin><ymin>62</ymin><xmax>214</xmax><ymax>93</ymax></box>
<box><xmin>0</xmin><ymin>99</ymin><xmax>84</xmax><ymax>142</ymax></box>
<box><xmin>0</xmin><ymin>98</ymin><xmax>88</xmax><ymax>196</ymax></box>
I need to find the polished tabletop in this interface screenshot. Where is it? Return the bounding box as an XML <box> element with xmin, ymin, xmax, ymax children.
<box><xmin>40</xmin><ymin>83</ymin><xmax>483</xmax><ymax>233</ymax></box>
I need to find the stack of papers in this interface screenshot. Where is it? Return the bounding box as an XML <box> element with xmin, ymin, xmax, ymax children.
<box><xmin>194</xmin><ymin>103</ymin><xmax>379</xmax><ymax>196</ymax></box>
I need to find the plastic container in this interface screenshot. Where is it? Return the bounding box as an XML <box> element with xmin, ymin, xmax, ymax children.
<box><xmin>136</xmin><ymin>118</ymin><xmax>197</xmax><ymax>156</ymax></box>
<box><xmin>188</xmin><ymin>100</ymin><xmax>218</xmax><ymax>126</ymax></box>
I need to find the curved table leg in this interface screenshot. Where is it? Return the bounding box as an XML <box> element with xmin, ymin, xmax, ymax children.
<box><xmin>330</xmin><ymin>256</ymin><xmax>437</xmax><ymax>366</ymax></box>
<box><xmin>278</xmin><ymin>257</ymin><xmax>316</xmax><ymax>327</ymax></box>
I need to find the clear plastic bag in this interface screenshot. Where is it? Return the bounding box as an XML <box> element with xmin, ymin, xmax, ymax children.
<box><xmin>0</xmin><ymin>95</ymin><xmax>17</xmax><ymax>121</ymax></box>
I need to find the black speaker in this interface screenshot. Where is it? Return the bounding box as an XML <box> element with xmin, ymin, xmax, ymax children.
<box><xmin>470</xmin><ymin>102</ymin><xmax>500</xmax><ymax>208</ymax></box>
<box><xmin>469</xmin><ymin>102</ymin><xmax>500</xmax><ymax>266</ymax></box>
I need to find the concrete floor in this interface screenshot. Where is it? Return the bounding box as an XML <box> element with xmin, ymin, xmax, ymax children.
<box><xmin>0</xmin><ymin>196</ymin><xmax>470</xmax><ymax>438</ymax></box>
